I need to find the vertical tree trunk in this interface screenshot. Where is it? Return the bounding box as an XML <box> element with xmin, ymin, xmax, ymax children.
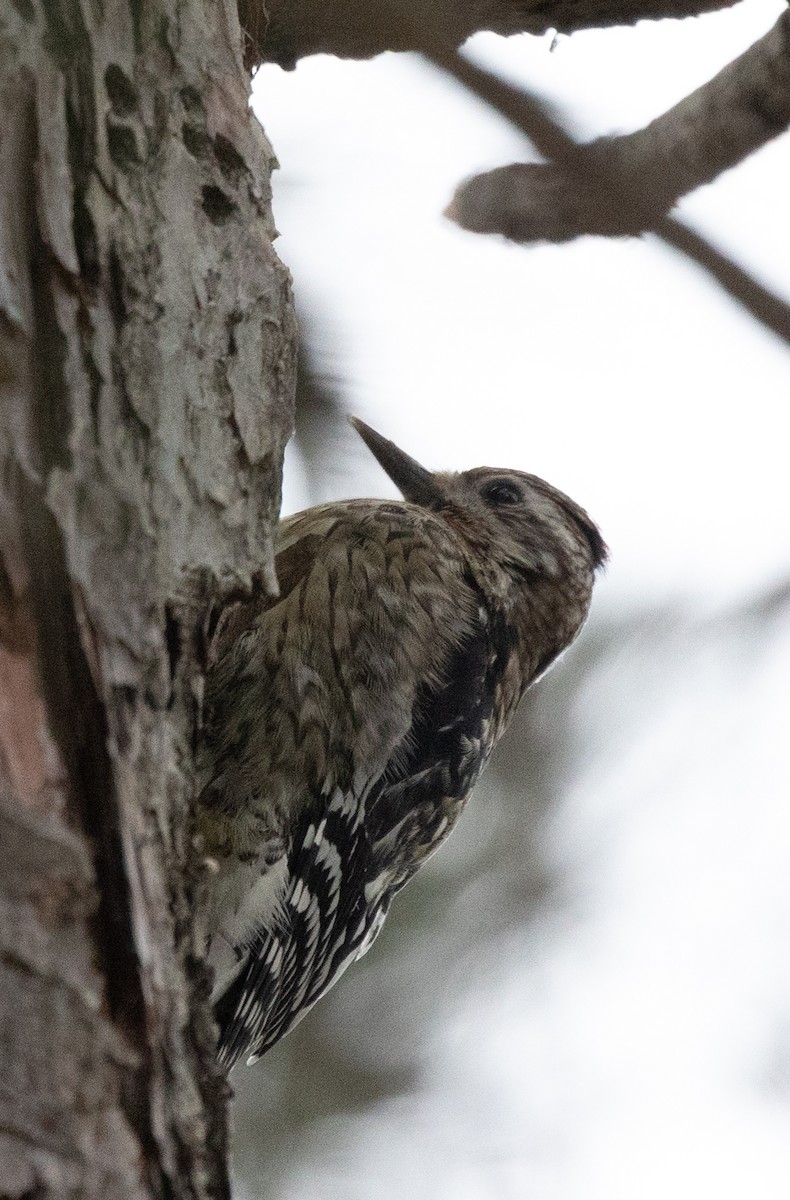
<box><xmin>0</xmin><ymin>1</ymin><xmax>295</xmax><ymax>1196</ymax></box>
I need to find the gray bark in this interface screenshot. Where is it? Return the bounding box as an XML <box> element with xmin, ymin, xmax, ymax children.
<box><xmin>0</xmin><ymin>0</ymin><xmax>296</xmax><ymax>1196</ymax></box>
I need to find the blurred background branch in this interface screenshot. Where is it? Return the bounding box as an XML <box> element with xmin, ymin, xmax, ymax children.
<box><xmin>432</xmin><ymin>17</ymin><xmax>790</xmax><ymax>345</ymax></box>
<box><xmin>447</xmin><ymin>9</ymin><xmax>790</xmax><ymax>245</ymax></box>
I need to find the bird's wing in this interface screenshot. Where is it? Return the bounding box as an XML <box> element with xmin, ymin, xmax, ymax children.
<box><xmin>362</xmin><ymin>598</ymin><xmax>502</xmax><ymax>903</ymax></box>
<box><xmin>204</xmin><ymin>500</ymin><xmax>481</xmax><ymax>1064</ymax></box>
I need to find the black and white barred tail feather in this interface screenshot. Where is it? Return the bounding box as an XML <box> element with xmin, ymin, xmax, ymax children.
<box><xmin>215</xmin><ymin>784</ymin><xmax>378</xmax><ymax>1067</ymax></box>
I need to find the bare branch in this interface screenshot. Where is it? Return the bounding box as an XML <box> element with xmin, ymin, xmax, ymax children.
<box><xmin>448</xmin><ymin>10</ymin><xmax>790</xmax><ymax>241</ymax></box>
<box><xmin>657</xmin><ymin>217</ymin><xmax>790</xmax><ymax>345</ymax></box>
<box><xmin>239</xmin><ymin>0</ymin><xmax>740</xmax><ymax>70</ymax></box>
<box><xmin>429</xmin><ymin>26</ymin><xmax>790</xmax><ymax>346</ymax></box>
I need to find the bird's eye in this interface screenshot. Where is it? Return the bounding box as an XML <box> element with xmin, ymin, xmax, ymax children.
<box><xmin>482</xmin><ymin>479</ymin><xmax>524</xmax><ymax>507</ymax></box>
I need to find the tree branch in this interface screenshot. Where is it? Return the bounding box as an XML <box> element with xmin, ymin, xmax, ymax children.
<box><xmin>428</xmin><ymin>27</ymin><xmax>790</xmax><ymax>346</ymax></box>
<box><xmin>448</xmin><ymin>9</ymin><xmax>790</xmax><ymax>241</ymax></box>
<box><xmin>239</xmin><ymin>0</ymin><xmax>740</xmax><ymax>69</ymax></box>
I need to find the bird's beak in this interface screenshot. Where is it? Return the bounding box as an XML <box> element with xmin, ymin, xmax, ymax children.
<box><xmin>350</xmin><ymin>417</ymin><xmax>445</xmax><ymax>508</ymax></box>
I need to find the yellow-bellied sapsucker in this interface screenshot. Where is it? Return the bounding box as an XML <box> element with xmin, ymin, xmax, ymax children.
<box><xmin>199</xmin><ymin>419</ymin><xmax>606</xmax><ymax>1068</ymax></box>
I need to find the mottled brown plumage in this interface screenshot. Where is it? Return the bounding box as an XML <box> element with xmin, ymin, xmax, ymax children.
<box><xmin>200</xmin><ymin>419</ymin><xmax>606</xmax><ymax>1067</ymax></box>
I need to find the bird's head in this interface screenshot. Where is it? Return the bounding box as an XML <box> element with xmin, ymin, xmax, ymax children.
<box><xmin>351</xmin><ymin>416</ymin><xmax>606</xmax><ymax>639</ymax></box>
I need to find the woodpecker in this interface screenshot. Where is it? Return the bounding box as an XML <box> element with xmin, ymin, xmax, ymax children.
<box><xmin>199</xmin><ymin>418</ymin><xmax>606</xmax><ymax>1068</ymax></box>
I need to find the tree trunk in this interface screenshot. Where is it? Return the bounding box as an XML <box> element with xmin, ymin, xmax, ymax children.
<box><xmin>0</xmin><ymin>1</ymin><xmax>296</xmax><ymax>1196</ymax></box>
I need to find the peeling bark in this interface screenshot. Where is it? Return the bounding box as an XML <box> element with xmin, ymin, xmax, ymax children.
<box><xmin>0</xmin><ymin>0</ymin><xmax>296</xmax><ymax>1196</ymax></box>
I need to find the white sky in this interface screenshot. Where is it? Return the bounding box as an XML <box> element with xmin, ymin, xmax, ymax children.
<box><xmin>243</xmin><ymin>8</ymin><xmax>790</xmax><ymax>1198</ymax></box>
<box><xmin>252</xmin><ymin>0</ymin><xmax>790</xmax><ymax>613</ymax></box>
